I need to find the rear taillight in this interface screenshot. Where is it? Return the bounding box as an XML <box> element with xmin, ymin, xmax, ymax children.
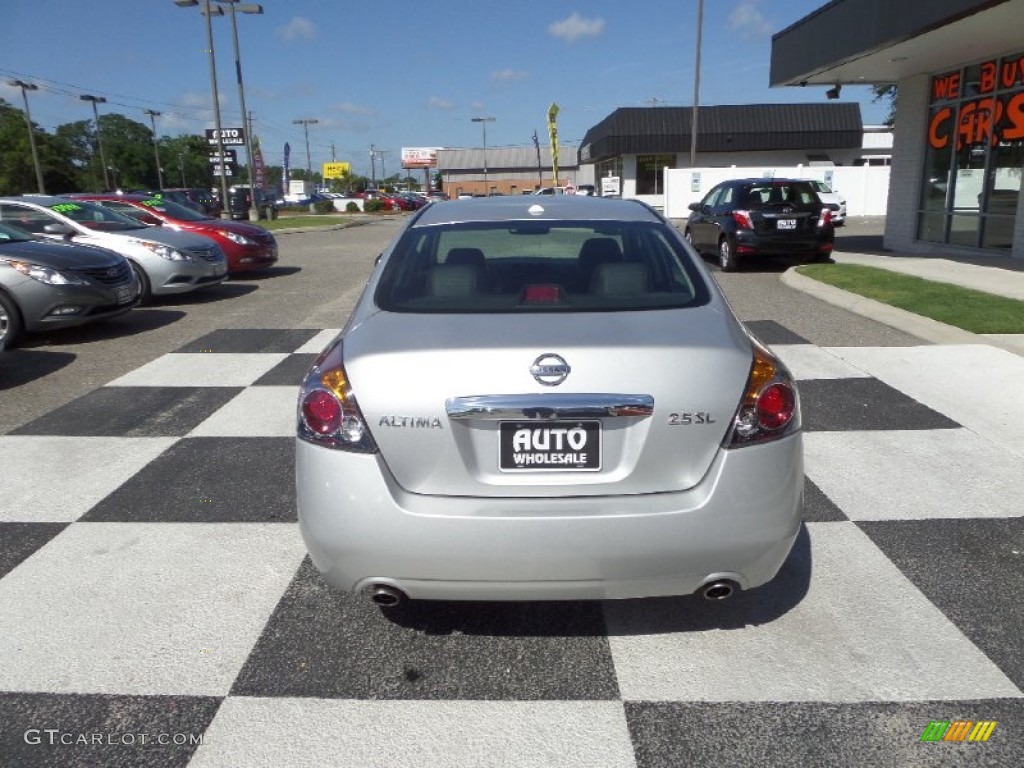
<box><xmin>818</xmin><ymin>208</ymin><xmax>833</xmax><ymax>228</ymax></box>
<box><xmin>731</xmin><ymin>210</ymin><xmax>754</xmax><ymax>229</ymax></box>
<box><xmin>725</xmin><ymin>340</ymin><xmax>800</xmax><ymax>448</ymax></box>
<box><xmin>297</xmin><ymin>340</ymin><xmax>377</xmax><ymax>452</ymax></box>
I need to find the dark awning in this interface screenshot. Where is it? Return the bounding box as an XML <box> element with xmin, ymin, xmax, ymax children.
<box><xmin>579</xmin><ymin>103</ymin><xmax>863</xmax><ymax>164</ymax></box>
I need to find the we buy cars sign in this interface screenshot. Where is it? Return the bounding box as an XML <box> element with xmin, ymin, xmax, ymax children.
<box><xmin>206</xmin><ymin>128</ymin><xmax>246</xmax><ymax>146</ymax></box>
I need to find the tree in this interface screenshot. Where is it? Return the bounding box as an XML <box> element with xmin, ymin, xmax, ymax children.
<box><xmin>872</xmin><ymin>84</ymin><xmax>898</xmax><ymax>126</ymax></box>
<box><xmin>0</xmin><ymin>99</ymin><xmax>77</xmax><ymax>195</ymax></box>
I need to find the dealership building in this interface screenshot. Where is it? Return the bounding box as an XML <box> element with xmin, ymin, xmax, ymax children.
<box><xmin>771</xmin><ymin>0</ymin><xmax>1024</xmax><ymax>259</ymax></box>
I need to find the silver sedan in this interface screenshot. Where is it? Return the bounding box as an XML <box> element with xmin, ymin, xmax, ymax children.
<box><xmin>296</xmin><ymin>196</ymin><xmax>803</xmax><ymax>607</ymax></box>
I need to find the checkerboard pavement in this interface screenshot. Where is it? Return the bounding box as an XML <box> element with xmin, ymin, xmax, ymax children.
<box><xmin>1</xmin><ymin>325</ymin><xmax>1022</xmax><ymax>767</ymax></box>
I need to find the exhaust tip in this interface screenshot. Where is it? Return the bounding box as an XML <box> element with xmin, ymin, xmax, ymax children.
<box><xmin>701</xmin><ymin>580</ymin><xmax>738</xmax><ymax>601</ymax></box>
<box><xmin>369</xmin><ymin>584</ymin><xmax>407</xmax><ymax>608</ymax></box>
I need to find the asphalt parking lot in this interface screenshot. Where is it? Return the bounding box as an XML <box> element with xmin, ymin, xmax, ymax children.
<box><xmin>1</xmin><ymin>216</ymin><xmax>1022</xmax><ymax>767</ymax></box>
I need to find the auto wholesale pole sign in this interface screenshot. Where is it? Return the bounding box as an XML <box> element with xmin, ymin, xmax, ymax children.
<box><xmin>205</xmin><ymin>127</ymin><xmax>246</xmax><ymax>146</ymax></box>
<box><xmin>401</xmin><ymin>147</ymin><xmax>443</xmax><ymax>169</ymax></box>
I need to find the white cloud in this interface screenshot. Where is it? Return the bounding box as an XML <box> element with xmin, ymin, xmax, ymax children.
<box><xmin>728</xmin><ymin>2</ymin><xmax>773</xmax><ymax>38</ymax></box>
<box><xmin>427</xmin><ymin>96</ymin><xmax>455</xmax><ymax>110</ymax></box>
<box><xmin>491</xmin><ymin>69</ymin><xmax>529</xmax><ymax>82</ymax></box>
<box><xmin>333</xmin><ymin>102</ymin><xmax>374</xmax><ymax>116</ymax></box>
<box><xmin>279</xmin><ymin>17</ymin><xmax>316</xmax><ymax>42</ymax></box>
<box><xmin>548</xmin><ymin>13</ymin><xmax>605</xmax><ymax>43</ymax></box>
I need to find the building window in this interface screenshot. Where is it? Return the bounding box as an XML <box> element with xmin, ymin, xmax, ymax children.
<box><xmin>636</xmin><ymin>154</ymin><xmax>675</xmax><ymax>195</ymax></box>
<box><xmin>918</xmin><ymin>51</ymin><xmax>1023</xmax><ymax>251</ymax></box>
<box><xmin>594</xmin><ymin>157</ymin><xmax>623</xmax><ymax>197</ymax></box>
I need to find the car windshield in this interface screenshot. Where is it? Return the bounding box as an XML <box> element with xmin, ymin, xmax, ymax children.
<box><xmin>742</xmin><ymin>182</ymin><xmax>819</xmax><ymax>208</ymax></box>
<box><xmin>0</xmin><ymin>221</ymin><xmax>36</xmax><ymax>242</ymax></box>
<box><xmin>375</xmin><ymin>220</ymin><xmax>710</xmax><ymax>313</ymax></box>
<box><xmin>138</xmin><ymin>198</ymin><xmax>210</xmax><ymax>221</ymax></box>
<box><xmin>812</xmin><ymin>181</ymin><xmax>834</xmax><ymax>193</ymax></box>
<box><xmin>47</xmin><ymin>201</ymin><xmax>147</xmax><ymax>231</ymax></box>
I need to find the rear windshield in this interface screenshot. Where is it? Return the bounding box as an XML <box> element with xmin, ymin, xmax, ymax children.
<box><xmin>742</xmin><ymin>182</ymin><xmax>820</xmax><ymax>208</ymax></box>
<box><xmin>375</xmin><ymin>220</ymin><xmax>711</xmax><ymax>313</ymax></box>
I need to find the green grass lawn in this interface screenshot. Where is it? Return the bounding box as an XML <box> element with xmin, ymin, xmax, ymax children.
<box><xmin>258</xmin><ymin>214</ymin><xmax>356</xmax><ymax>231</ymax></box>
<box><xmin>796</xmin><ymin>263</ymin><xmax>1024</xmax><ymax>334</ymax></box>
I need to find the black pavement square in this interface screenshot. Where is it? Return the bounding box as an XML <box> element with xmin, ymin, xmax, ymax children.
<box><xmin>0</xmin><ymin>692</ymin><xmax>222</xmax><ymax>768</ymax></box>
<box><xmin>230</xmin><ymin>558</ymin><xmax>621</xmax><ymax>701</ymax></box>
<box><xmin>0</xmin><ymin>523</ymin><xmax>68</xmax><ymax>579</ymax></box>
<box><xmin>252</xmin><ymin>353</ymin><xmax>318</xmax><ymax>386</ymax></box>
<box><xmin>798</xmin><ymin>378</ymin><xmax>961</xmax><ymax>432</ymax></box>
<box><xmin>744</xmin><ymin>320</ymin><xmax>810</xmax><ymax>346</ymax></box>
<box><xmin>175</xmin><ymin>329</ymin><xmax>321</xmax><ymax>354</ymax></box>
<box><xmin>802</xmin><ymin>477</ymin><xmax>848</xmax><ymax>522</ymax></box>
<box><xmin>625</xmin><ymin>700</ymin><xmax>1024</xmax><ymax>768</ymax></box>
<box><xmin>859</xmin><ymin>518</ymin><xmax>1024</xmax><ymax>692</ymax></box>
<box><xmin>10</xmin><ymin>387</ymin><xmax>242</xmax><ymax>437</ymax></box>
<box><xmin>82</xmin><ymin>437</ymin><xmax>295</xmax><ymax>522</ymax></box>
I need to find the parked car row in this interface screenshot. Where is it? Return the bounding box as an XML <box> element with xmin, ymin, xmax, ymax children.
<box><xmin>0</xmin><ymin>193</ymin><xmax>278</xmax><ymax>351</ymax></box>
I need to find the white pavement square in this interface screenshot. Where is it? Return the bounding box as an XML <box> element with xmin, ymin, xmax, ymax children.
<box><xmin>604</xmin><ymin>523</ymin><xmax>1023</xmax><ymax>702</ymax></box>
<box><xmin>772</xmin><ymin>344</ymin><xmax>873</xmax><ymax>380</ymax></box>
<box><xmin>827</xmin><ymin>344</ymin><xmax>1024</xmax><ymax>458</ymax></box>
<box><xmin>0</xmin><ymin>522</ymin><xmax>306</xmax><ymax>696</ymax></box>
<box><xmin>295</xmin><ymin>329</ymin><xmax>341</xmax><ymax>354</ymax></box>
<box><xmin>190</xmin><ymin>699</ymin><xmax>638</xmax><ymax>768</ymax></box>
<box><xmin>188</xmin><ymin>386</ymin><xmax>300</xmax><ymax>437</ymax></box>
<box><xmin>804</xmin><ymin>429</ymin><xmax>1024</xmax><ymax>521</ymax></box>
<box><xmin>107</xmin><ymin>353</ymin><xmax>289</xmax><ymax>388</ymax></box>
<box><xmin>0</xmin><ymin>436</ymin><xmax>177</xmax><ymax>523</ymax></box>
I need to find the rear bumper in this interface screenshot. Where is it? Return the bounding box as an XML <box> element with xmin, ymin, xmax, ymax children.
<box><xmin>296</xmin><ymin>433</ymin><xmax>803</xmax><ymax>601</ymax></box>
<box><xmin>734</xmin><ymin>231</ymin><xmax>833</xmax><ymax>255</ymax></box>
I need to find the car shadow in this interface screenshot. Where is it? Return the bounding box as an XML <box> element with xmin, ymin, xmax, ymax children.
<box><xmin>379</xmin><ymin>524</ymin><xmax>812</xmax><ymax>636</ymax></box>
<box><xmin>228</xmin><ymin>266</ymin><xmax>302</xmax><ymax>282</ymax></box>
<box><xmin>11</xmin><ymin>309</ymin><xmax>187</xmax><ymax>350</ymax></box>
<box><xmin>0</xmin><ymin>349</ymin><xmax>77</xmax><ymax>389</ymax></box>
<box><xmin>148</xmin><ymin>282</ymin><xmax>259</xmax><ymax>305</ymax></box>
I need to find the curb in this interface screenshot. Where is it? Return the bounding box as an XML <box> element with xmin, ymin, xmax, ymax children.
<box><xmin>781</xmin><ymin>268</ymin><xmax>1023</xmax><ymax>357</ymax></box>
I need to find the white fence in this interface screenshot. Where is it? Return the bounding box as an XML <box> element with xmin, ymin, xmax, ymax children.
<box><xmin>660</xmin><ymin>165</ymin><xmax>891</xmax><ymax>219</ymax></box>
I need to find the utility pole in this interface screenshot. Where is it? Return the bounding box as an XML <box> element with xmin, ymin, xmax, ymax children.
<box><xmin>471</xmin><ymin>116</ymin><xmax>496</xmax><ymax>195</ymax></box>
<box><xmin>690</xmin><ymin>0</ymin><xmax>704</xmax><ymax>168</ymax></box>
<box><xmin>532</xmin><ymin>130</ymin><xmax>542</xmax><ymax>190</ymax></box>
<box><xmin>79</xmin><ymin>94</ymin><xmax>110</xmax><ymax>190</ymax></box>
<box><xmin>292</xmin><ymin>118</ymin><xmax>318</xmax><ymax>191</ymax></box>
<box><xmin>370</xmin><ymin>144</ymin><xmax>377</xmax><ymax>187</ymax></box>
<box><xmin>143</xmin><ymin>109</ymin><xmax>164</xmax><ymax>190</ymax></box>
<box><xmin>8</xmin><ymin>79</ymin><xmax>45</xmax><ymax>193</ymax></box>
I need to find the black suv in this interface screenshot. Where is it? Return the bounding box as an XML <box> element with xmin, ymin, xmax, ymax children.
<box><xmin>684</xmin><ymin>178</ymin><xmax>834</xmax><ymax>271</ymax></box>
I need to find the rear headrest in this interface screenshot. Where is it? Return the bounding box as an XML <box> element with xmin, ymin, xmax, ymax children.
<box><xmin>428</xmin><ymin>264</ymin><xmax>481</xmax><ymax>297</ymax></box>
<box><xmin>577</xmin><ymin>237</ymin><xmax>624</xmax><ymax>270</ymax></box>
<box><xmin>591</xmin><ymin>263</ymin><xmax>648</xmax><ymax>295</ymax></box>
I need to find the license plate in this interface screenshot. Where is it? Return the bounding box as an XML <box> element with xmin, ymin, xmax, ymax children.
<box><xmin>114</xmin><ymin>285</ymin><xmax>133</xmax><ymax>304</ymax></box>
<box><xmin>777</xmin><ymin>219</ymin><xmax>797</xmax><ymax>230</ymax></box>
<box><xmin>499</xmin><ymin>420</ymin><xmax>601</xmax><ymax>472</ymax></box>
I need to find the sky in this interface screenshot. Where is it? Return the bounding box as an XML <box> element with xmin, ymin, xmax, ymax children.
<box><xmin>1</xmin><ymin>1</ymin><xmax>889</xmax><ymax>177</ymax></box>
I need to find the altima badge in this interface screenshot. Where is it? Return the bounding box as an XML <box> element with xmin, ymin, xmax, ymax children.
<box><xmin>530</xmin><ymin>353</ymin><xmax>570</xmax><ymax>386</ymax></box>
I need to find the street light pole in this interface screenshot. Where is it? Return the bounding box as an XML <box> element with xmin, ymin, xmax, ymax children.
<box><xmin>471</xmin><ymin>116</ymin><xmax>496</xmax><ymax>195</ymax></box>
<box><xmin>689</xmin><ymin>0</ymin><xmax>704</xmax><ymax>168</ymax></box>
<box><xmin>8</xmin><ymin>79</ymin><xmax>45</xmax><ymax>193</ymax></box>
<box><xmin>174</xmin><ymin>0</ymin><xmax>232</xmax><ymax>219</ymax></box>
<box><xmin>79</xmin><ymin>94</ymin><xmax>110</xmax><ymax>190</ymax></box>
<box><xmin>215</xmin><ymin>0</ymin><xmax>263</xmax><ymax>221</ymax></box>
<box><xmin>143</xmin><ymin>109</ymin><xmax>164</xmax><ymax>190</ymax></box>
<box><xmin>293</xmin><ymin>118</ymin><xmax>318</xmax><ymax>195</ymax></box>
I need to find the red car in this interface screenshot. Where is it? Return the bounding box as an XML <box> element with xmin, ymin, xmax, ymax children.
<box><xmin>67</xmin><ymin>194</ymin><xmax>278</xmax><ymax>274</ymax></box>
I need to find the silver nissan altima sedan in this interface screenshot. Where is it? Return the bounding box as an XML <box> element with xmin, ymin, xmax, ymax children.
<box><xmin>296</xmin><ymin>196</ymin><xmax>803</xmax><ymax>607</ymax></box>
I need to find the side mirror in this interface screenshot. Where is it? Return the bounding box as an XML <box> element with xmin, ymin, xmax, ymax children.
<box><xmin>687</xmin><ymin>202</ymin><xmax>701</xmax><ymax>212</ymax></box>
<box><xmin>43</xmin><ymin>222</ymin><xmax>75</xmax><ymax>238</ymax></box>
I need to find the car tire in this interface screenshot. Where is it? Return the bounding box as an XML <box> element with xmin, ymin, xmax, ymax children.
<box><xmin>718</xmin><ymin>237</ymin><xmax>738</xmax><ymax>272</ymax></box>
<box><xmin>684</xmin><ymin>229</ymin><xmax>697</xmax><ymax>253</ymax></box>
<box><xmin>0</xmin><ymin>291</ymin><xmax>23</xmax><ymax>352</ymax></box>
<box><xmin>130</xmin><ymin>261</ymin><xmax>152</xmax><ymax>304</ymax></box>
